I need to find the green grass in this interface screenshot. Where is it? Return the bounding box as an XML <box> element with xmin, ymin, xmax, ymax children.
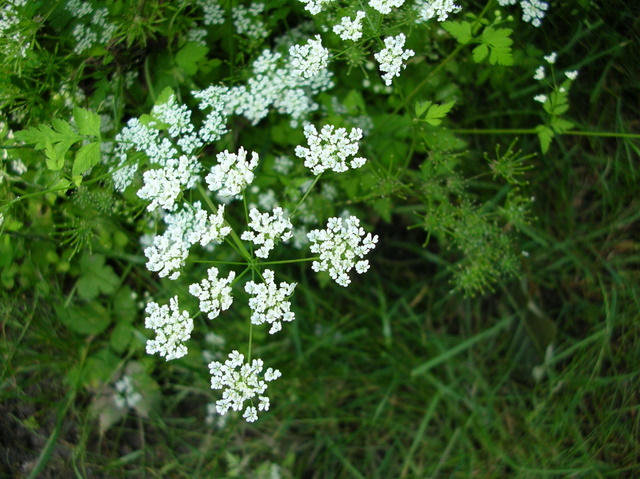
<box><xmin>2</xmin><ymin>0</ymin><xmax>640</xmax><ymax>478</ymax></box>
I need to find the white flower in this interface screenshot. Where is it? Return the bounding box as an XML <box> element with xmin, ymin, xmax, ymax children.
<box><xmin>543</xmin><ymin>52</ymin><xmax>557</xmax><ymax>64</ymax></box>
<box><xmin>245</xmin><ymin>269</ymin><xmax>296</xmax><ymax>334</ymax></box>
<box><xmin>374</xmin><ymin>33</ymin><xmax>415</xmax><ymax>86</ymax></box>
<box><xmin>521</xmin><ymin>0</ymin><xmax>548</xmax><ymax>27</ymax></box>
<box><xmin>565</xmin><ymin>70</ymin><xmax>579</xmax><ymax>81</ymax></box>
<box><xmin>307</xmin><ymin>216</ymin><xmax>378</xmax><ymax>287</ymax></box>
<box><xmin>289</xmin><ymin>35</ymin><xmax>330</xmax><ymax>80</ymax></box>
<box><xmin>333</xmin><ymin>11</ymin><xmax>366</xmax><ymax>41</ymax></box>
<box><xmin>151</xmin><ymin>95</ymin><xmax>194</xmax><ymax>138</ymax></box>
<box><xmin>297</xmin><ymin>0</ymin><xmax>335</xmax><ymax>15</ymax></box>
<box><xmin>144</xmin><ymin>296</ymin><xmax>194</xmax><ymax>361</ymax></box>
<box><xmin>415</xmin><ymin>0</ymin><xmax>461</xmax><ymax>23</ymax></box>
<box><xmin>533</xmin><ymin>65</ymin><xmax>545</xmax><ymax>80</ymax></box>
<box><xmin>232</xmin><ymin>2</ymin><xmax>268</xmax><ymax>39</ymax></box>
<box><xmin>189</xmin><ymin>267</ymin><xmax>235</xmax><ymax>319</ymax></box>
<box><xmin>294</xmin><ymin>123</ymin><xmax>367</xmax><ymax>175</ymax></box>
<box><xmin>533</xmin><ymin>94</ymin><xmax>547</xmax><ymax>103</ymax></box>
<box><xmin>209</xmin><ymin>350</ymin><xmax>281</xmax><ymax>422</ymax></box>
<box><xmin>206</xmin><ymin>147</ymin><xmax>259</xmax><ymax>199</ymax></box>
<box><xmin>114</xmin><ymin>375</ymin><xmax>142</xmax><ymax>409</ymax></box>
<box><xmin>241</xmin><ymin>207</ymin><xmax>293</xmax><ymax>258</ymax></box>
<box><xmin>369</xmin><ymin>0</ymin><xmax>405</xmax><ymax>15</ymax></box>
<box><xmin>137</xmin><ymin>155</ymin><xmax>202</xmax><ymax>211</ymax></box>
<box><xmin>273</xmin><ymin>155</ymin><xmax>294</xmax><ymax>175</ymax></box>
<box><xmin>197</xmin><ymin>0</ymin><xmax>225</xmax><ymax>25</ymax></box>
<box><xmin>144</xmin><ymin>234</ymin><xmax>190</xmax><ymax>280</ymax></box>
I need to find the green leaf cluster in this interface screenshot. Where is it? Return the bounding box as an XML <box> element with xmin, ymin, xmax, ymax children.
<box><xmin>15</xmin><ymin>107</ymin><xmax>102</xmax><ymax>177</ymax></box>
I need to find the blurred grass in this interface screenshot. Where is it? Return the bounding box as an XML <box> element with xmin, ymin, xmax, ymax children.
<box><xmin>2</xmin><ymin>0</ymin><xmax>640</xmax><ymax>477</ymax></box>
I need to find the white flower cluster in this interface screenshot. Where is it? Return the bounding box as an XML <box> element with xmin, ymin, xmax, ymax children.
<box><xmin>1</xmin><ymin>0</ymin><xmax>30</xmax><ymax>59</ymax></box>
<box><xmin>197</xmin><ymin>0</ymin><xmax>225</xmax><ymax>25</ymax></box>
<box><xmin>206</xmin><ymin>147</ymin><xmax>259</xmax><ymax>200</ymax></box>
<box><xmin>333</xmin><ymin>11</ymin><xmax>366</xmax><ymax>42</ymax></box>
<box><xmin>151</xmin><ymin>95</ymin><xmax>195</xmax><ymax>139</ymax></box>
<box><xmin>374</xmin><ymin>33</ymin><xmax>415</xmax><ymax>86</ymax></box>
<box><xmin>191</xmin><ymin>49</ymin><xmax>333</xmax><ymax>128</ymax></box>
<box><xmin>369</xmin><ymin>0</ymin><xmax>405</xmax><ymax>15</ymax></box>
<box><xmin>297</xmin><ymin>0</ymin><xmax>335</xmax><ymax>15</ymax></box>
<box><xmin>232</xmin><ymin>2</ymin><xmax>268</xmax><ymax>40</ymax></box>
<box><xmin>245</xmin><ymin>269</ymin><xmax>296</xmax><ymax>334</ymax></box>
<box><xmin>307</xmin><ymin>216</ymin><xmax>379</xmax><ymax>287</ymax></box>
<box><xmin>145</xmin><ymin>296</ymin><xmax>194</xmax><ymax>361</ymax></box>
<box><xmin>209</xmin><ymin>350</ymin><xmax>282</xmax><ymax>422</ymax></box>
<box><xmin>189</xmin><ymin>267</ymin><xmax>236</xmax><ymax>319</ymax></box>
<box><xmin>137</xmin><ymin>155</ymin><xmax>202</xmax><ymax>212</ymax></box>
<box><xmin>241</xmin><ymin>207</ymin><xmax>293</xmax><ymax>258</ymax></box>
<box><xmin>65</xmin><ymin>0</ymin><xmax>117</xmax><ymax>54</ymax></box>
<box><xmin>415</xmin><ymin>0</ymin><xmax>461</xmax><ymax>23</ymax></box>
<box><xmin>497</xmin><ymin>0</ymin><xmax>548</xmax><ymax>27</ymax></box>
<box><xmin>295</xmin><ymin>124</ymin><xmax>367</xmax><ymax>175</ymax></box>
<box><xmin>144</xmin><ymin>202</ymin><xmax>230</xmax><ymax>279</ymax></box>
<box><xmin>114</xmin><ymin>375</ymin><xmax>142</xmax><ymax>409</ymax></box>
<box><xmin>289</xmin><ymin>35</ymin><xmax>330</xmax><ymax>80</ymax></box>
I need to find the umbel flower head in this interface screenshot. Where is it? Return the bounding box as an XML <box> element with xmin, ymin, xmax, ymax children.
<box><xmin>209</xmin><ymin>350</ymin><xmax>282</xmax><ymax>423</ymax></box>
<box><xmin>307</xmin><ymin>216</ymin><xmax>379</xmax><ymax>287</ymax></box>
<box><xmin>245</xmin><ymin>269</ymin><xmax>296</xmax><ymax>334</ymax></box>
<box><xmin>189</xmin><ymin>267</ymin><xmax>236</xmax><ymax>320</ymax></box>
<box><xmin>206</xmin><ymin>147</ymin><xmax>259</xmax><ymax>199</ymax></box>
<box><xmin>295</xmin><ymin>123</ymin><xmax>367</xmax><ymax>175</ymax></box>
<box><xmin>144</xmin><ymin>296</ymin><xmax>194</xmax><ymax>360</ymax></box>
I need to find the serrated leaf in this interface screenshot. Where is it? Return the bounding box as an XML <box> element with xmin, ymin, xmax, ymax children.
<box><xmin>536</xmin><ymin>125</ymin><xmax>554</xmax><ymax>153</ymax></box>
<box><xmin>15</xmin><ymin>119</ymin><xmax>82</xmax><ymax>171</ymax></box>
<box><xmin>73</xmin><ymin>107</ymin><xmax>101</xmax><ymax>138</ymax></box>
<box><xmin>424</xmin><ymin>100</ymin><xmax>456</xmax><ymax>126</ymax></box>
<box><xmin>110</xmin><ymin>320</ymin><xmax>133</xmax><ymax>354</ymax></box>
<box><xmin>154</xmin><ymin>87</ymin><xmax>174</xmax><ymax>107</ymax></box>
<box><xmin>415</xmin><ymin>100</ymin><xmax>432</xmax><ymax>118</ymax></box>
<box><xmin>56</xmin><ymin>302</ymin><xmax>112</xmax><ymax>336</ymax></box>
<box><xmin>175</xmin><ymin>42</ymin><xmax>209</xmax><ymax>75</ymax></box>
<box><xmin>44</xmin><ymin>141</ymin><xmax>66</xmax><ymax>170</ymax></box>
<box><xmin>77</xmin><ymin>253</ymin><xmax>120</xmax><ymax>300</ymax></box>
<box><xmin>472</xmin><ymin>44</ymin><xmax>488</xmax><ymax>63</ymax></box>
<box><xmin>477</xmin><ymin>27</ymin><xmax>513</xmax><ymax>66</ymax></box>
<box><xmin>550</xmin><ymin>117</ymin><xmax>574</xmax><ymax>134</ymax></box>
<box><xmin>73</xmin><ymin>141</ymin><xmax>102</xmax><ymax>176</ymax></box>
<box><xmin>442</xmin><ymin>21</ymin><xmax>473</xmax><ymax>44</ymax></box>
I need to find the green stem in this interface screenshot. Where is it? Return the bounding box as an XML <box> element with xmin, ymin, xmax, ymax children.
<box><xmin>448</xmin><ymin>128</ymin><xmax>640</xmax><ymax>139</ymax></box>
<box><xmin>291</xmin><ymin>173</ymin><xmax>322</xmax><ymax>218</ymax></box>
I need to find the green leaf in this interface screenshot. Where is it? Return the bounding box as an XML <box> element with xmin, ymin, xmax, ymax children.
<box><xmin>15</xmin><ymin>119</ymin><xmax>82</xmax><ymax>171</ymax></box>
<box><xmin>476</xmin><ymin>27</ymin><xmax>513</xmax><ymax>66</ymax></box>
<box><xmin>73</xmin><ymin>141</ymin><xmax>102</xmax><ymax>176</ymax></box>
<box><xmin>535</xmin><ymin>125</ymin><xmax>554</xmax><ymax>153</ymax></box>
<box><xmin>110</xmin><ymin>320</ymin><xmax>133</xmax><ymax>354</ymax></box>
<box><xmin>415</xmin><ymin>100</ymin><xmax>431</xmax><ymax>118</ymax></box>
<box><xmin>472</xmin><ymin>44</ymin><xmax>488</xmax><ymax>63</ymax></box>
<box><xmin>76</xmin><ymin>253</ymin><xmax>120</xmax><ymax>300</ymax></box>
<box><xmin>550</xmin><ymin>117</ymin><xmax>574</xmax><ymax>134</ymax></box>
<box><xmin>423</xmin><ymin>100</ymin><xmax>456</xmax><ymax>126</ymax></box>
<box><xmin>112</xmin><ymin>286</ymin><xmax>138</xmax><ymax>323</ymax></box>
<box><xmin>175</xmin><ymin>42</ymin><xmax>209</xmax><ymax>75</ymax></box>
<box><xmin>73</xmin><ymin>107</ymin><xmax>101</xmax><ymax>138</ymax></box>
<box><xmin>56</xmin><ymin>302</ymin><xmax>112</xmax><ymax>336</ymax></box>
<box><xmin>154</xmin><ymin>86</ymin><xmax>174</xmax><ymax>107</ymax></box>
<box><xmin>442</xmin><ymin>21</ymin><xmax>473</xmax><ymax>44</ymax></box>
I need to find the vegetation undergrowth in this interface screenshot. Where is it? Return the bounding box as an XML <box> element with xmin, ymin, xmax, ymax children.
<box><xmin>1</xmin><ymin>0</ymin><xmax>638</xmax><ymax>477</ymax></box>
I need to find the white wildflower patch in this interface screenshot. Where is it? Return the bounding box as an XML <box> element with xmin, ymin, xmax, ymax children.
<box><xmin>206</xmin><ymin>147</ymin><xmax>259</xmax><ymax>199</ymax></box>
<box><xmin>415</xmin><ymin>0</ymin><xmax>461</xmax><ymax>23</ymax></box>
<box><xmin>137</xmin><ymin>155</ymin><xmax>202</xmax><ymax>212</ymax></box>
<box><xmin>189</xmin><ymin>267</ymin><xmax>236</xmax><ymax>320</ymax></box>
<box><xmin>144</xmin><ymin>296</ymin><xmax>194</xmax><ymax>361</ymax></box>
<box><xmin>241</xmin><ymin>207</ymin><xmax>293</xmax><ymax>258</ymax></box>
<box><xmin>369</xmin><ymin>0</ymin><xmax>405</xmax><ymax>15</ymax></box>
<box><xmin>374</xmin><ymin>33</ymin><xmax>415</xmax><ymax>86</ymax></box>
<box><xmin>114</xmin><ymin>375</ymin><xmax>142</xmax><ymax>409</ymax></box>
<box><xmin>333</xmin><ymin>11</ymin><xmax>366</xmax><ymax>42</ymax></box>
<box><xmin>295</xmin><ymin>124</ymin><xmax>367</xmax><ymax>175</ymax></box>
<box><xmin>197</xmin><ymin>0</ymin><xmax>225</xmax><ymax>25</ymax></box>
<box><xmin>209</xmin><ymin>350</ymin><xmax>281</xmax><ymax>422</ymax></box>
<box><xmin>289</xmin><ymin>35</ymin><xmax>329</xmax><ymax>80</ymax></box>
<box><xmin>232</xmin><ymin>2</ymin><xmax>268</xmax><ymax>40</ymax></box>
<box><xmin>245</xmin><ymin>269</ymin><xmax>296</xmax><ymax>334</ymax></box>
<box><xmin>151</xmin><ymin>95</ymin><xmax>195</xmax><ymax>138</ymax></box>
<box><xmin>297</xmin><ymin>0</ymin><xmax>335</xmax><ymax>15</ymax></box>
<box><xmin>307</xmin><ymin>216</ymin><xmax>379</xmax><ymax>287</ymax></box>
